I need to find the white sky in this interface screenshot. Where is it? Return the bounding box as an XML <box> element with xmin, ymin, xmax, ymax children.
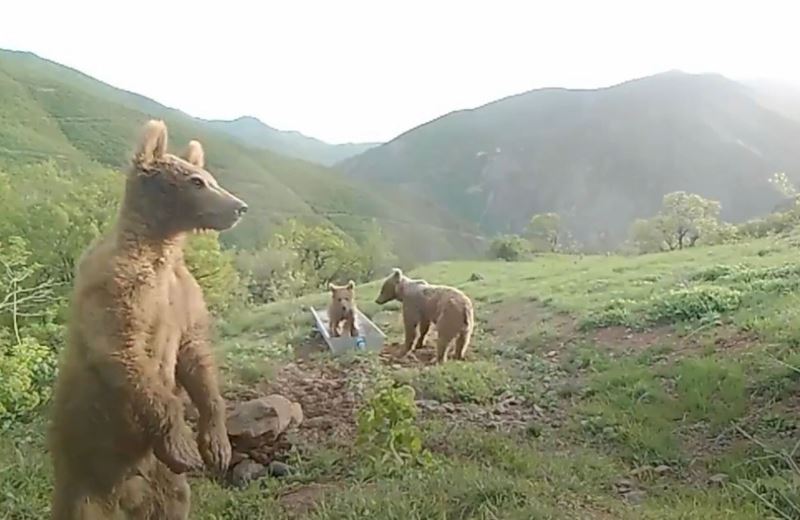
<box><xmin>2</xmin><ymin>0</ymin><xmax>798</xmax><ymax>143</ymax></box>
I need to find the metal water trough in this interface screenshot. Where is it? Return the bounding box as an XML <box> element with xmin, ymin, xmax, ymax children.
<box><xmin>309</xmin><ymin>306</ymin><xmax>386</xmax><ymax>356</ymax></box>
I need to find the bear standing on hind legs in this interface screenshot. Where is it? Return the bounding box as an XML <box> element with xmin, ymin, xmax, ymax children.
<box><xmin>374</xmin><ymin>268</ymin><xmax>474</xmax><ymax>363</ymax></box>
<box><xmin>48</xmin><ymin>120</ymin><xmax>248</xmax><ymax>519</ymax></box>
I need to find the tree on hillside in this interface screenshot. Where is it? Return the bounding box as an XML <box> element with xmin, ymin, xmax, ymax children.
<box><xmin>357</xmin><ymin>220</ymin><xmax>398</xmax><ymax>280</ymax></box>
<box><xmin>184</xmin><ymin>233</ymin><xmax>243</xmax><ymax>314</ymax></box>
<box><xmin>768</xmin><ymin>172</ymin><xmax>797</xmax><ymax>199</ymax></box>
<box><xmin>268</xmin><ymin>220</ymin><xmax>365</xmax><ymax>288</ymax></box>
<box><xmin>489</xmin><ymin>234</ymin><xmax>530</xmax><ymax>262</ymax></box>
<box><xmin>630</xmin><ymin>191</ymin><xmax>723</xmax><ymax>253</ymax></box>
<box><xmin>0</xmin><ymin>236</ymin><xmax>59</xmax><ymax>344</ymax></box>
<box><xmin>525</xmin><ymin>213</ymin><xmax>563</xmax><ymax>252</ymax></box>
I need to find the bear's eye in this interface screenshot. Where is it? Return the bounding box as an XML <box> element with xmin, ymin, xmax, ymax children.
<box><xmin>190</xmin><ymin>176</ymin><xmax>206</xmax><ymax>189</ymax></box>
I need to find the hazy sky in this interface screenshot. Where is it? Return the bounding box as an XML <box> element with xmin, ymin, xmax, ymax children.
<box><xmin>2</xmin><ymin>0</ymin><xmax>797</xmax><ymax>143</ymax></box>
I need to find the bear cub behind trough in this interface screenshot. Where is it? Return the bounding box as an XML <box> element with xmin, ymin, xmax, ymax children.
<box><xmin>328</xmin><ymin>280</ymin><xmax>359</xmax><ymax>338</ymax></box>
<box><xmin>48</xmin><ymin>119</ymin><xmax>247</xmax><ymax>519</ymax></box>
<box><xmin>375</xmin><ymin>268</ymin><xmax>474</xmax><ymax>363</ymax></box>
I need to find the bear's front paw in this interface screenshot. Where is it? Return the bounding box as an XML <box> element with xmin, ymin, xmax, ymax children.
<box><xmin>198</xmin><ymin>418</ymin><xmax>232</xmax><ymax>476</ymax></box>
<box><xmin>154</xmin><ymin>420</ymin><xmax>203</xmax><ymax>474</ymax></box>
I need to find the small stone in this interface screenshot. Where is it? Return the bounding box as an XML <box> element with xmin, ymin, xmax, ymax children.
<box><xmin>623</xmin><ymin>490</ymin><xmax>647</xmax><ymax>505</ymax></box>
<box><xmin>654</xmin><ymin>464</ymin><xmax>671</xmax><ymax>475</ymax></box>
<box><xmin>230</xmin><ymin>459</ymin><xmax>267</xmax><ymax>487</ymax></box>
<box><xmin>416</xmin><ymin>399</ymin><xmax>441</xmax><ymax>410</ymax></box>
<box><xmin>615</xmin><ymin>479</ymin><xmax>633</xmax><ymax>490</ymax></box>
<box><xmin>546</xmin><ymin>350</ymin><xmax>558</xmax><ymax>358</ymax></box>
<box><xmin>229</xmin><ymin>451</ymin><xmax>248</xmax><ymax>467</ymax></box>
<box><xmin>630</xmin><ymin>465</ymin><xmax>653</xmax><ymax>477</ymax></box>
<box><xmin>709</xmin><ymin>473</ymin><xmax>729</xmax><ymax>485</ymax></box>
<box><xmin>268</xmin><ymin>461</ymin><xmax>293</xmax><ymax>478</ymax></box>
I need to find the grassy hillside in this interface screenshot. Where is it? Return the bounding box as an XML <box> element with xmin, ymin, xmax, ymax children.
<box><xmin>204</xmin><ymin>116</ymin><xmax>378</xmax><ymax>166</ymax></box>
<box><xmin>340</xmin><ymin>71</ymin><xmax>800</xmax><ymax>247</ymax></box>
<box><xmin>0</xmin><ymin>49</ymin><xmax>481</xmax><ymax>263</ymax></box>
<box><xmin>6</xmin><ymin>235</ymin><xmax>800</xmax><ymax>518</ymax></box>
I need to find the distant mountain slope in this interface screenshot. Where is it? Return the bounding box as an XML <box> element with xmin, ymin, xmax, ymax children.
<box><xmin>340</xmin><ymin>71</ymin><xmax>800</xmax><ymax>246</ymax></box>
<box><xmin>204</xmin><ymin>116</ymin><xmax>378</xmax><ymax>166</ymax></box>
<box><xmin>744</xmin><ymin>78</ymin><xmax>800</xmax><ymax>123</ymax></box>
<box><xmin>0</xmin><ymin>49</ymin><xmax>482</xmax><ymax>263</ymax></box>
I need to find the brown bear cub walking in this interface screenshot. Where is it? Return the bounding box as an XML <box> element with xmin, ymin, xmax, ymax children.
<box><xmin>48</xmin><ymin>120</ymin><xmax>248</xmax><ymax>519</ymax></box>
<box><xmin>328</xmin><ymin>280</ymin><xmax>359</xmax><ymax>337</ymax></box>
<box><xmin>375</xmin><ymin>268</ymin><xmax>474</xmax><ymax>363</ymax></box>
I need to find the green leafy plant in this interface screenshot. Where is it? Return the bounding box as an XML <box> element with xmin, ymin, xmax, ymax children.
<box><xmin>356</xmin><ymin>384</ymin><xmax>433</xmax><ymax>475</ymax></box>
<box><xmin>646</xmin><ymin>285</ymin><xmax>741</xmax><ymax>323</ymax></box>
<box><xmin>0</xmin><ymin>335</ymin><xmax>57</xmax><ymax>426</ymax></box>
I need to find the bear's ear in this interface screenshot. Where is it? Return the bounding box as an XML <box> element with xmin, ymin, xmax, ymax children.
<box><xmin>134</xmin><ymin>120</ymin><xmax>168</xmax><ymax>166</ymax></box>
<box><xmin>346</xmin><ymin>280</ymin><xmax>355</xmax><ymax>289</ymax></box>
<box><xmin>391</xmin><ymin>267</ymin><xmax>402</xmax><ymax>280</ymax></box>
<box><xmin>182</xmin><ymin>140</ymin><xmax>205</xmax><ymax>168</ymax></box>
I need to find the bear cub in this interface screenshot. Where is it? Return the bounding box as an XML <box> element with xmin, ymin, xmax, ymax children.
<box><xmin>328</xmin><ymin>280</ymin><xmax>359</xmax><ymax>338</ymax></box>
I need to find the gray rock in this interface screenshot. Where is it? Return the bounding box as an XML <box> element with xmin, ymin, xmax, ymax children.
<box><xmin>623</xmin><ymin>490</ymin><xmax>647</xmax><ymax>505</ymax></box>
<box><xmin>230</xmin><ymin>459</ymin><xmax>267</xmax><ymax>487</ymax></box>
<box><xmin>268</xmin><ymin>461</ymin><xmax>293</xmax><ymax>478</ymax></box>
<box><xmin>226</xmin><ymin>395</ymin><xmax>303</xmax><ymax>449</ymax></box>
<box><xmin>709</xmin><ymin>473</ymin><xmax>729</xmax><ymax>485</ymax></box>
<box><xmin>654</xmin><ymin>464</ymin><xmax>671</xmax><ymax>475</ymax></box>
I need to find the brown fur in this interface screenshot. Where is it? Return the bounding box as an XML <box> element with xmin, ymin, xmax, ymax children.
<box><xmin>375</xmin><ymin>268</ymin><xmax>474</xmax><ymax>363</ymax></box>
<box><xmin>48</xmin><ymin>120</ymin><xmax>248</xmax><ymax>519</ymax></box>
<box><xmin>327</xmin><ymin>280</ymin><xmax>358</xmax><ymax>337</ymax></box>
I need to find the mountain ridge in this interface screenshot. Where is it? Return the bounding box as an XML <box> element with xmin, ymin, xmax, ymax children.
<box><xmin>0</xmin><ymin>48</ymin><xmax>482</xmax><ymax>263</ymax></box>
<box><xmin>340</xmin><ymin>70</ymin><xmax>800</xmax><ymax>247</ymax></box>
<box><xmin>203</xmin><ymin>115</ymin><xmax>378</xmax><ymax>166</ymax></box>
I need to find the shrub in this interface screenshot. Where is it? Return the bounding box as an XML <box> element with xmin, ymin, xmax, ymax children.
<box><xmin>0</xmin><ymin>335</ymin><xmax>57</xmax><ymax>426</ymax></box>
<box><xmin>580</xmin><ymin>298</ymin><xmax>638</xmax><ymax>330</ymax></box>
<box><xmin>646</xmin><ymin>286</ymin><xmax>741</xmax><ymax>323</ymax></box>
<box><xmin>356</xmin><ymin>384</ymin><xmax>432</xmax><ymax>475</ymax></box>
<box><xmin>489</xmin><ymin>235</ymin><xmax>530</xmax><ymax>262</ymax></box>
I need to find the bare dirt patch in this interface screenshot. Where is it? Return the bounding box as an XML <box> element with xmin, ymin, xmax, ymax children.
<box><xmin>257</xmin><ymin>360</ymin><xmax>361</xmax><ymax>448</ymax></box>
<box><xmin>591</xmin><ymin>325</ymin><xmax>672</xmax><ymax>351</ymax></box>
<box><xmin>278</xmin><ymin>483</ymin><xmax>340</xmax><ymax>518</ymax></box>
<box><xmin>418</xmin><ymin>392</ymin><xmax>547</xmax><ymax>433</ymax></box>
<box><xmin>380</xmin><ymin>342</ymin><xmax>439</xmax><ymax>366</ymax></box>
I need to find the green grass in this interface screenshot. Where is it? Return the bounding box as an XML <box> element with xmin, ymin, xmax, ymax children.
<box><xmin>9</xmin><ymin>236</ymin><xmax>800</xmax><ymax>518</ymax></box>
<box><xmin>394</xmin><ymin>361</ymin><xmax>509</xmax><ymax>404</ymax></box>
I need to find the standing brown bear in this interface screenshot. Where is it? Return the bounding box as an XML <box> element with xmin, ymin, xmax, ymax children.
<box><xmin>374</xmin><ymin>268</ymin><xmax>474</xmax><ymax>363</ymax></box>
<box><xmin>327</xmin><ymin>280</ymin><xmax>358</xmax><ymax>337</ymax></box>
<box><xmin>48</xmin><ymin>120</ymin><xmax>248</xmax><ymax>519</ymax></box>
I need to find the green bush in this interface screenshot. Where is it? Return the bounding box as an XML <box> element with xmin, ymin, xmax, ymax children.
<box><xmin>646</xmin><ymin>286</ymin><xmax>741</xmax><ymax>323</ymax></box>
<box><xmin>356</xmin><ymin>385</ymin><xmax>432</xmax><ymax>475</ymax></box>
<box><xmin>689</xmin><ymin>264</ymin><xmax>739</xmax><ymax>282</ymax></box>
<box><xmin>489</xmin><ymin>235</ymin><xmax>530</xmax><ymax>262</ymax></box>
<box><xmin>580</xmin><ymin>298</ymin><xmax>638</xmax><ymax>329</ymax></box>
<box><xmin>0</xmin><ymin>335</ymin><xmax>57</xmax><ymax>426</ymax></box>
